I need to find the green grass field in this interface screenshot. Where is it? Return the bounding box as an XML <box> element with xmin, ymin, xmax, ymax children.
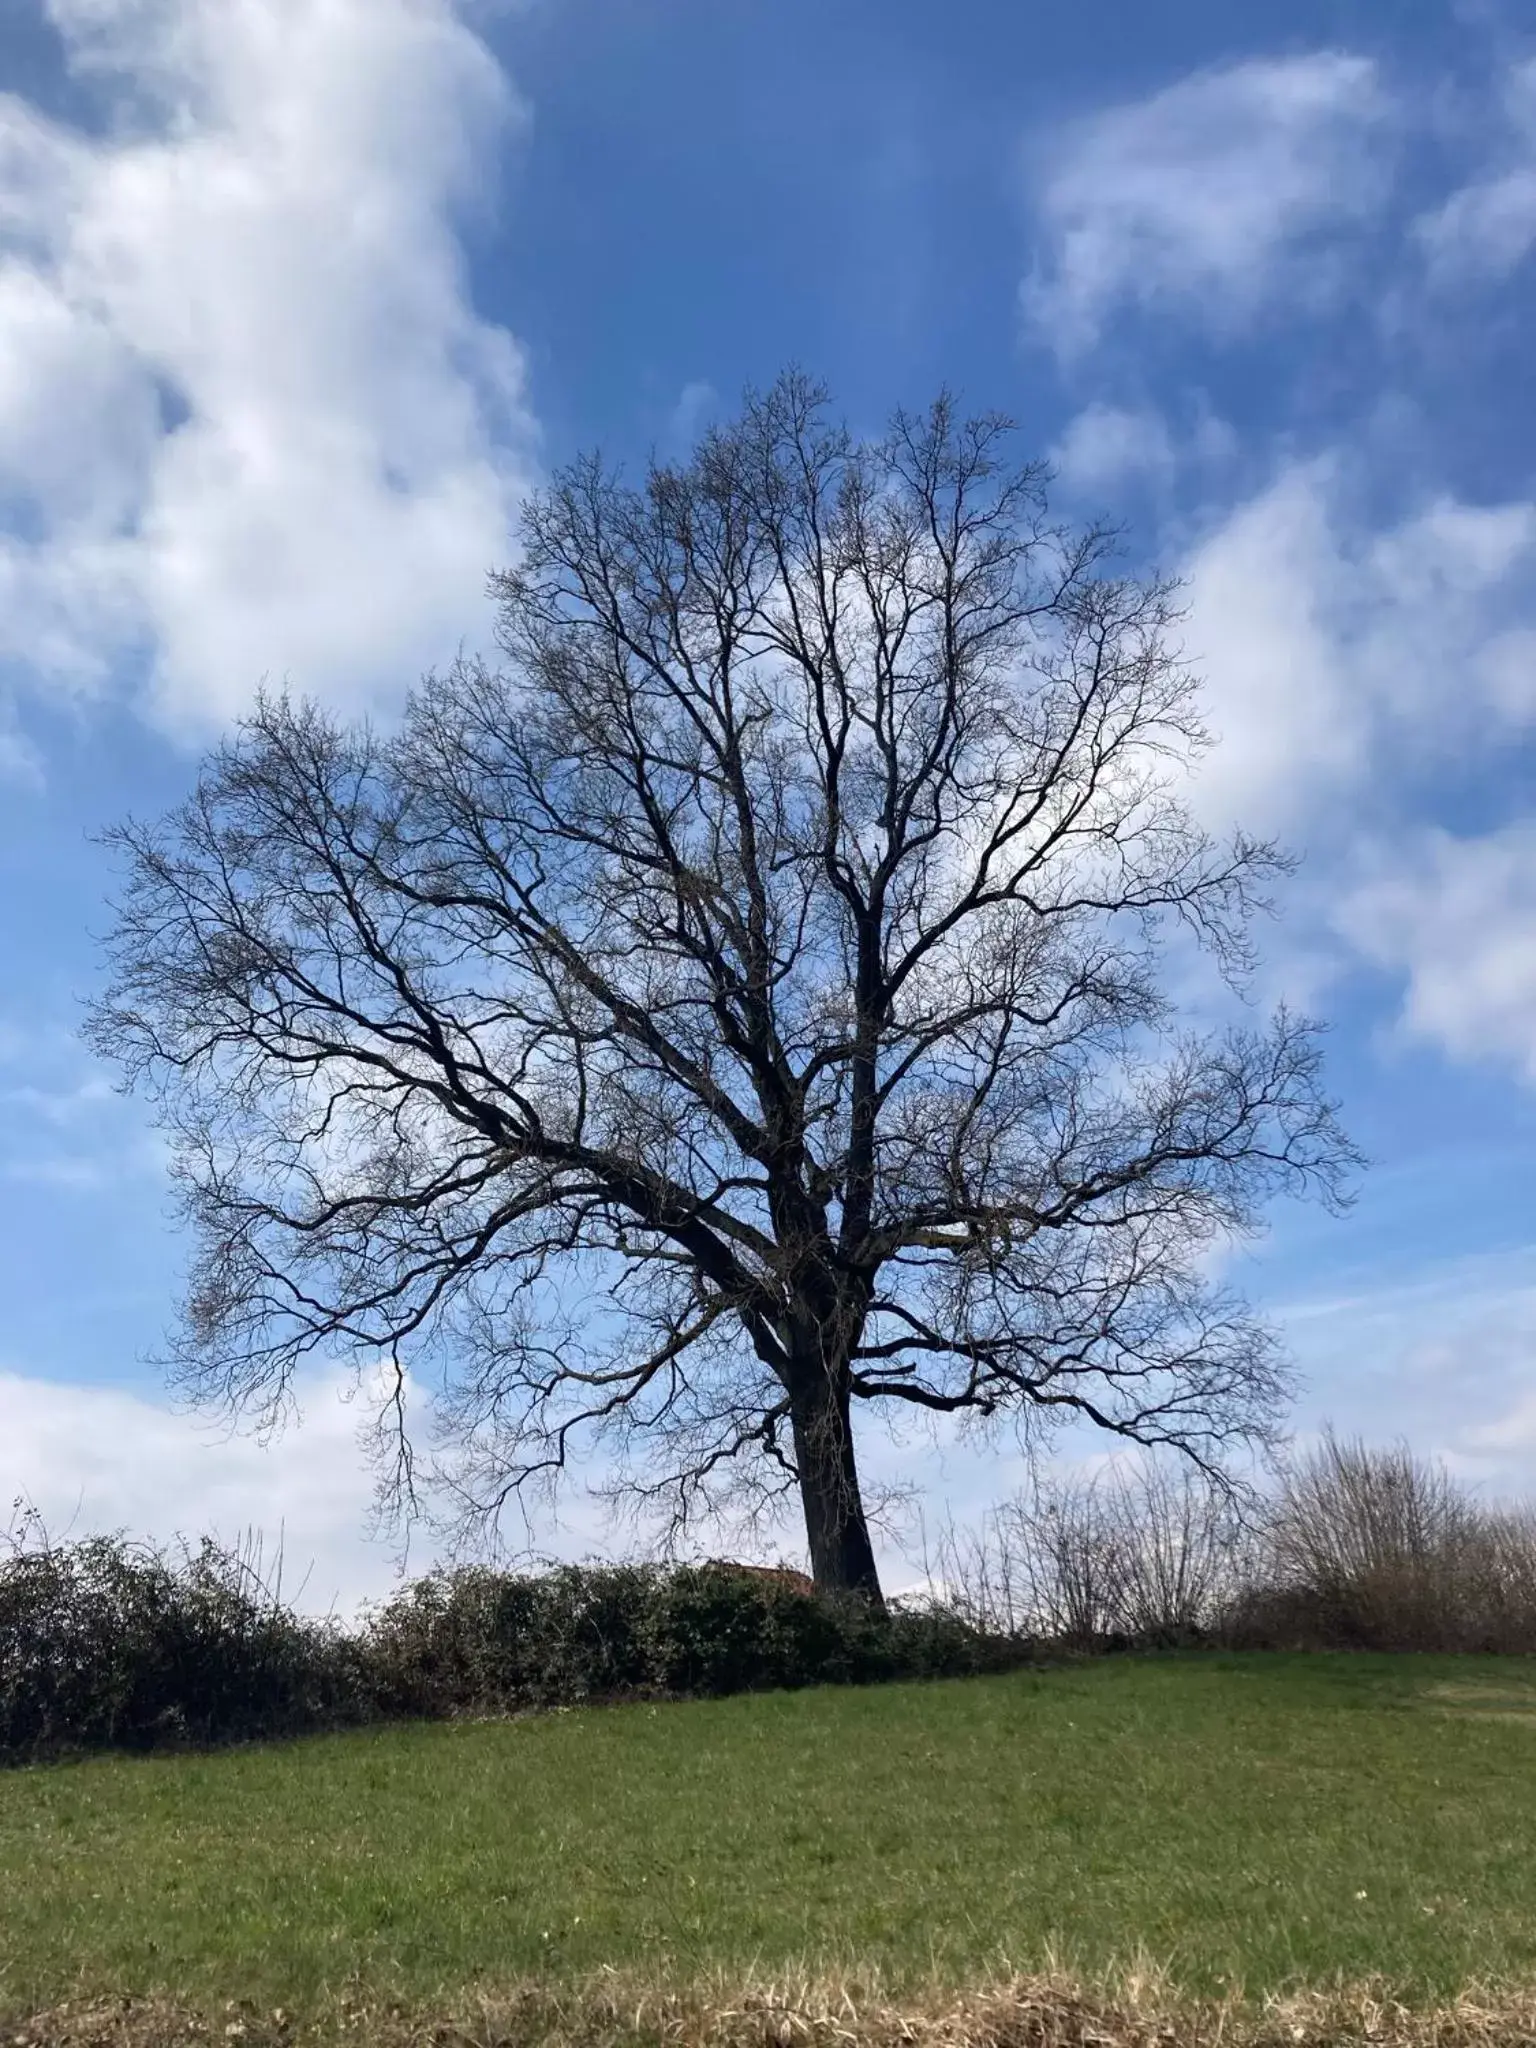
<box><xmin>3</xmin><ymin>1653</ymin><xmax>1536</xmax><ymax>2025</ymax></box>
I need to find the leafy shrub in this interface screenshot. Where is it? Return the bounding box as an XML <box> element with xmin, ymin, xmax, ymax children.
<box><xmin>1</xmin><ymin>1528</ymin><xmax>1032</xmax><ymax>1764</ymax></box>
<box><xmin>364</xmin><ymin>1559</ymin><xmax>1022</xmax><ymax>1715</ymax></box>
<box><xmin>362</xmin><ymin>1562</ymin><xmax>663</xmax><ymax>1714</ymax></box>
<box><xmin>641</xmin><ymin>1565</ymin><xmax>844</xmax><ymax>1695</ymax></box>
<box><xmin>14</xmin><ymin>1430</ymin><xmax>1536</xmax><ymax>1768</ymax></box>
<box><xmin>0</xmin><ymin>1525</ymin><xmax>369</xmax><ymax>1758</ymax></box>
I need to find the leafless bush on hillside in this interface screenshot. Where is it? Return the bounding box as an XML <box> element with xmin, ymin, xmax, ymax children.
<box><xmin>932</xmin><ymin>1433</ymin><xmax>1536</xmax><ymax>1654</ymax></box>
<box><xmin>1230</xmin><ymin>1432</ymin><xmax>1536</xmax><ymax>1652</ymax></box>
<box><xmin>1270</xmin><ymin>1431</ymin><xmax>1472</xmax><ymax>1589</ymax></box>
<box><xmin>931</xmin><ymin>1458</ymin><xmax>1252</xmax><ymax>1646</ymax></box>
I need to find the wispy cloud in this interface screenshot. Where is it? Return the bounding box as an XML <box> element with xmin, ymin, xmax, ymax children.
<box><xmin>0</xmin><ymin>0</ymin><xmax>536</xmax><ymax>734</ymax></box>
<box><xmin>1048</xmin><ymin>402</ymin><xmax>1178</xmax><ymax>497</ymax></box>
<box><xmin>1339</xmin><ymin>824</ymin><xmax>1536</xmax><ymax>1081</ymax></box>
<box><xmin>1416</xmin><ymin>56</ymin><xmax>1536</xmax><ymax>285</ymax></box>
<box><xmin>666</xmin><ymin>379</ymin><xmax>721</xmax><ymax>453</ymax></box>
<box><xmin>1024</xmin><ymin>53</ymin><xmax>1390</xmax><ymax>354</ymax></box>
<box><xmin>1265</xmin><ymin>1244</ymin><xmax>1536</xmax><ymax>1493</ymax></box>
<box><xmin>2</xmin><ymin>1073</ymin><xmax>114</xmax><ymax>1126</ymax></box>
<box><xmin>0</xmin><ymin>1020</ymin><xmax>164</xmax><ymax>1190</ymax></box>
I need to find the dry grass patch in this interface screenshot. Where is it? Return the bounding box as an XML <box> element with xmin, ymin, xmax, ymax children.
<box><xmin>1420</xmin><ymin>1678</ymin><xmax>1536</xmax><ymax>1723</ymax></box>
<box><xmin>13</xmin><ymin>1970</ymin><xmax>1536</xmax><ymax>2048</ymax></box>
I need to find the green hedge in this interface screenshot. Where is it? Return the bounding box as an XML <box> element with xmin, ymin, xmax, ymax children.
<box><xmin>0</xmin><ymin>1539</ymin><xmax>1029</xmax><ymax>1764</ymax></box>
<box><xmin>0</xmin><ymin>1534</ymin><xmax>373</xmax><ymax>1757</ymax></box>
<box><xmin>363</xmin><ymin>1561</ymin><xmax>1016</xmax><ymax>1714</ymax></box>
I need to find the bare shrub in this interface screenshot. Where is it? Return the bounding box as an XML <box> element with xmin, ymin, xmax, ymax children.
<box><xmin>942</xmin><ymin>1435</ymin><xmax>1536</xmax><ymax>1655</ymax></box>
<box><xmin>1226</xmin><ymin>1432</ymin><xmax>1536</xmax><ymax>1652</ymax></box>
<box><xmin>1470</xmin><ymin>1504</ymin><xmax>1536</xmax><ymax>1650</ymax></box>
<box><xmin>933</xmin><ymin>1458</ymin><xmax>1250</xmax><ymax>1647</ymax></box>
<box><xmin>1107</xmin><ymin>1458</ymin><xmax>1255</xmax><ymax>1643</ymax></box>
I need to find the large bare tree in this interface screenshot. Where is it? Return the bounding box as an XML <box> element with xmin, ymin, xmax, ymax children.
<box><xmin>92</xmin><ymin>376</ymin><xmax>1354</xmax><ymax>1601</ymax></box>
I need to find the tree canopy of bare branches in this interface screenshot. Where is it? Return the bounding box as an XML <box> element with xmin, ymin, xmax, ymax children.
<box><xmin>91</xmin><ymin>375</ymin><xmax>1356</xmax><ymax>1601</ymax></box>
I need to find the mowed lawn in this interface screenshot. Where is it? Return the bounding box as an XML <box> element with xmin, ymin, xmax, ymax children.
<box><xmin>3</xmin><ymin>1653</ymin><xmax>1536</xmax><ymax>2019</ymax></box>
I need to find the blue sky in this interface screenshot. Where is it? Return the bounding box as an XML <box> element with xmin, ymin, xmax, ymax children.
<box><xmin>2</xmin><ymin>0</ymin><xmax>1535</xmax><ymax>1607</ymax></box>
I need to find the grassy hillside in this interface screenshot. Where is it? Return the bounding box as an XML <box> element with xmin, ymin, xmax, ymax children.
<box><xmin>3</xmin><ymin>1654</ymin><xmax>1536</xmax><ymax>2024</ymax></box>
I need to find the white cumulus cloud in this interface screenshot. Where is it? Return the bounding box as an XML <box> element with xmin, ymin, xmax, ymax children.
<box><xmin>1181</xmin><ymin>463</ymin><xmax>1536</xmax><ymax>837</ymax></box>
<box><xmin>1339</xmin><ymin>824</ymin><xmax>1536</xmax><ymax>1081</ymax></box>
<box><xmin>0</xmin><ymin>0</ymin><xmax>535</xmax><ymax>734</ymax></box>
<box><xmin>1024</xmin><ymin>52</ymin><xmax>1390</xmax><ymax>354</ymax></box>
<box><xmin>0</xmin><ymin>1356</ymin><xmax>664</xmax><ymax>1615</ymax></box>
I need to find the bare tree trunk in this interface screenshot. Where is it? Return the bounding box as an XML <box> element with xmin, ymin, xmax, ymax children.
<box><xmin>790</xmin><ymin>1364</ymin><xmax>885</xmax><ymax>1604</ymax></box>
